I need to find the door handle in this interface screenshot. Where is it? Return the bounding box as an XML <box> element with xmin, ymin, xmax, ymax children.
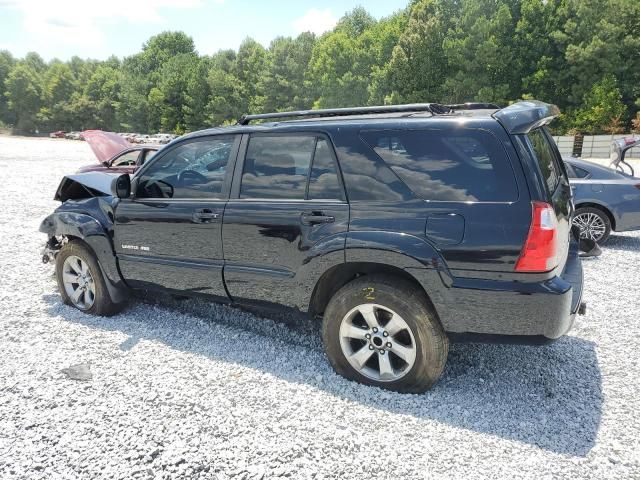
<box><xmin>301</xmin><ymin>211</ymin><xmax>335</xmax><ymax>225</ymax></box>
<box><xmin>192</xmin><ymin>208</ymin><xmax>220</xmax><ymax>223</ymax></box>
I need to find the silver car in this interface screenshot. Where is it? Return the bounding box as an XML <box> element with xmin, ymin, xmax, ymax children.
<box><xmin>565</xmin><ymin>158</ymin><xmax>640</xmax><ymax>243</ymax></box>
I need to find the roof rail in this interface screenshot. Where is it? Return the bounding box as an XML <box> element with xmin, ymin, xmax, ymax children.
<box><xmin>446</xmin><ymin>102</ymin><xmax>500</xmax><ymax>110</ymax></box>
<box><xmin>236</xmin><ymin>103</ymin><xmax>452</xmax><ymax>125</ymax></box>
<box><xmin>492</xmin><ymin>100</ymin><xmax>560</xmax><ymax>134</ymax></box>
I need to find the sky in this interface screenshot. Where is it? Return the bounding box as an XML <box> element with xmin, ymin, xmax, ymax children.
<box><xmin>0</xmin><ymin>0</ymin><xmax>408</xmax><ymax>61</ymax></box>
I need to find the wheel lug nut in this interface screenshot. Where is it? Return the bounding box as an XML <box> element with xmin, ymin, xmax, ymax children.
<box><xmin>379</xmin><ymin>350</ymin><xmax>385</xmax><ymax>355</ymax></box>
<box><xmin>383</xmin><ymin>331</ymin><xmax>389</xmax><ymax>337</ymax></box>
<box><xmin>365</xmin><ymin>333</ymin><xmax>371</xmax><ymax>339</ymax></box>
<box><xmin>386</xmin><ymin>342</ymin><xmax>392</xmax><ymax>348</ymax></box>
<box><xmin>369</xmin><ymin>345</ymin><xmax>374</xmax><ymax>350</ymax></box>
<box><xmin>372</xmin><ymin>327</ymin><xmax>378</xmax><ymax>333</ymax></box>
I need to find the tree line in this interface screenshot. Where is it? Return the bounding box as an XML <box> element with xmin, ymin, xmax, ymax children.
<box><xmin>1</xmin><ymin>0</ymin><xmax>639</xmax><ymax>136</ymax></box>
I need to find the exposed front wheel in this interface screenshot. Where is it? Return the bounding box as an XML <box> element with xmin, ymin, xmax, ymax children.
<box><xmin>322</xmin><ymin>275</ymin><xmax>448</xmax><ymax>393</ymax></box>
<box><xmin>573</xmin><ymin>207</ymin><xmax>611</xmax><ymax>244</ymax></box>
<box><xmin>56</xmin><ymin>240</ymin><xmax>124</xmax><ymax>316</ymax></box>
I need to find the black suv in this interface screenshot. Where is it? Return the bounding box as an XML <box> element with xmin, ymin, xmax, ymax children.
<box><xmin>40</xmin><ymin>101</ymin><xmax>585</xmax><ymax>392</ymax></box>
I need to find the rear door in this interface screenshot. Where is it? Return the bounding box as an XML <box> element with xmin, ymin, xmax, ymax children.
<box><xmin>114</xmin><ymin>135</ymin><xmax>239</xmax><ymax>297</ymax></box>
<box><xmin>222</xmin><ymin>133</ymin><xmax>348</xmax><ymax>309</ymax></box>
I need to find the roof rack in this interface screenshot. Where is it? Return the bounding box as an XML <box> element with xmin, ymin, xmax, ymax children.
<box><xmin>446</xmin><ymin>102</ymin><xmax>500</xmax><ymax>110</ymax></box>
<box><xmin>236</xmin><ymin>103</ymin><xmax>452</xmax><ymax>125</ymax></box>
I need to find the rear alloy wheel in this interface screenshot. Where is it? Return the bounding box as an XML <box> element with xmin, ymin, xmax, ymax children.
<box><xmin>573</xmin><ymin>207</ymin><xmax>611</xmax><ymax>244</ymax></box>
<box><xmin>339</xmin><ymin>304</ymin><xmax>416</xmax><ymax>382</ymax></box>
<box><xmin>322</xmin><ymin>275</ymin><xmax>448</xmax><ymax>393</ymax></box>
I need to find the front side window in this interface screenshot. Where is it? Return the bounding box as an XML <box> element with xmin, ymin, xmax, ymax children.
<box><xmin>241</xmin><ymin>135</ymin><xmax>342</xmax><ymax>200</ymax></box>
<box><xmin>112</xmin><ymin>151</ymin><xmax>139</xmax><ymax>167</ymax></box>
<box><xmin>360</xmin><ymin>128</ymin><xmax>518</xmax><ymax>202</ymax></box>
<box><xmin>136</xmin><ymin>137</ymin><xmax>234</xmax><ymax>199</ymax></box>
<box><xmin>527</xmin><ymin>129</ymin><xmax>561</xmax><ymax>193</ymax></box>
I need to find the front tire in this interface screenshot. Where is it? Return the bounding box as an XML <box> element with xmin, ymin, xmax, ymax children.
<box><xmin>573</xmin><ymin>206</ymin><xmax>611</xmax><ymax>244</ymax></box>
<box><xmin>55</xmin><ymin>240</ymin><xmax>123</xmax><ymax>316</ymax></box>
<box><xmin>322</xmin><ymin>275</ymin><xmax>448</xmax><ymax>393</ymax></box>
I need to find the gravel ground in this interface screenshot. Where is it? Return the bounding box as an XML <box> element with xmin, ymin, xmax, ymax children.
<box><xmin>1</xmin><ymin>135</ymin><xmax>639</xmax><ymax>479</ymax></box>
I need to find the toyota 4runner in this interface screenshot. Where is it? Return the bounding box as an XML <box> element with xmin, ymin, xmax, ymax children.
<box><xmin>40</xmin><ymin>101</ymin><xmax>586</xmax><ymax>392</ymax></box>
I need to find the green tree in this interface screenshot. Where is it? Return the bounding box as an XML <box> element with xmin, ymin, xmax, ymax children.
<box><xmin>383</xmin><ymin>0</ymin><xmax>453</xmax><ymax>103</ymax></box>
<box><xmin>5</xmin><ymin>63</ymin><xmax>42</xmax><ymax>132</ymax></box>
<box><xmin>39</xmin><ymin>63</ymin><xmax>76</xmax><ymax>130</ymax></box>
<box><xmin>260</xmin><ymin>33</ymin><xmax>316</xmax><ymax>112</ymax></box>
<box><xmin>85</xmin><ymin>65</ymin><xmax>122</xmax><ymax>130</ymax></box>
<box><xmin>0</xmin><ymin>50</ymin><xmax>16</xmax><ymax>125</ymax></box>
<box><xmin>571</xmin><ymin>75</ymin><xmax>627</xmax><ymax>134</ymax></box>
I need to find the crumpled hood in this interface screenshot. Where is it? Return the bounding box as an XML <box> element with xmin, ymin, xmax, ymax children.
<box><xmin>54</xmin><ymin>172</ymin><xmax>119</xmax><ymax>202</ymax></box>
<box><xmin>82</xmin><ymin>130</ymin><xmax>131</xmax><ymax>164</ymax></box>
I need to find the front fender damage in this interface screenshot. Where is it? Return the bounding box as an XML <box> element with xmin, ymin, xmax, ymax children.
<box><xmin>40</xmin><ymin>195</ymin><xmax>129</xmax><ymax>303</ymax></box>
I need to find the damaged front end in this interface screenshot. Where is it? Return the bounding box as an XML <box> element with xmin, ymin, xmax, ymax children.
<box><xmin>39</xmin><ymin>172</ymin><xmax>130</xmax><ymax>302</ymax></box>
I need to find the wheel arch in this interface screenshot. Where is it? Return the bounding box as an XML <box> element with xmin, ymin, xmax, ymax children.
<box><xmin>309</xmin><ymin>262</ymin><xmax>441</xmax><ymax>319</ymax></box>
<box><xmin>40</xmin><ymin>211</ymin><xmax>128</xmax><ymax>302</ymax></box>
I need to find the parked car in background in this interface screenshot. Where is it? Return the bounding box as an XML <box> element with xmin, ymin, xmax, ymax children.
<box><xmin>565</xmin><ymin>157</ymin><xmax>640</xmax><ymax>243</ymax></box>
<box><xmin>49</xmin><ymin>130</ymin><xmax>66</xmax><ymax>138</ymax></box>
<box><xmin>78</xmin><ymin>130</ymin><xmax>158</xmax><ymax>175</ymax></box>
<box><xmin>41</xmin><ymin>101</ymin><xmax>587</xmax><ymax>393</ymax></box>
<box><xmin>65</xmin><ymin>131</ymin><xmax>83</xmax><ymax>140</ymax></box>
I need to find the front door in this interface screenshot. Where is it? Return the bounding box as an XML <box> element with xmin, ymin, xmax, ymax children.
<box><xmin>114</xmin><ymin>135</ymin><xmax>239</xmax><ymax>298</ymax></box>
<box><xmin>222</xmin><ymin>133</ymin><xmax>348</xmax><ymax>310</ymax></box>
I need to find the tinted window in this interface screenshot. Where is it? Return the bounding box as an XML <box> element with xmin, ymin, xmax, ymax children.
<box><xmin>573</xmin><ymin>165</ymin><xmax>590</xmax><ymax>178</ymax></box>
<box><xmin>360</xmin><ymin>129</ymin><xmax>517</xmax><ymax>202</ymax></box>
<box><xmin>528</xmin><ymin>129</ymin><xmax>560</xmax><ymax>192</ymax></box>
<box><xmin>241</xmin><ymin>136</ymin><xmax>315</xmax><ymax>199</ymax></box>
<box><xmin>564</xmin><ymin>162</ymin><xmax>577</xmax><ymax>178</ymax></box>
<box><xmin>308</xmin><ymin>139</ymin><xmax>343</xmax><ymax>200</ymax></box>
<box><xmin>112</xmin><ymin>151</ymin><xmax>139</xmax><ymax>167</ymax></box>
<box><xmin>140</xmin><ymin>149</ymin><xmax>156</xmax><ymax>165</ymax></box>
<box><xmin>136</xmin><ymin>137</ymin><xmax>234</xmax><ymax>199</ymax></box>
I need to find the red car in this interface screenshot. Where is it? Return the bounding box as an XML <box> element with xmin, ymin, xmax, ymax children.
<box><xmin>77</xmin><ymin>130</ymin><xmax>159</xmax><ymax>175</ymax></box>
<box><xmin>49</xmin><ymin>130</ymin><xmax>66</xmax><ymax>138</ymax></box>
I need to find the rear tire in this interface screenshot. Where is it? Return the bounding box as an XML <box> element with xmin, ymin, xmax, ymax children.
<box><xmin>55</xmin><ymin>240</ymin><xmax>124</xmax><ymax>316</ymax></box>
<box><xmin>573</xmin><ymin>206</ymin><xmax>611</xmax><ymax>244</ymax></box>
<box><xmin>322</xmin><ymin>275</ymin><xmax>448</xmax><ymax>393</ymax></box>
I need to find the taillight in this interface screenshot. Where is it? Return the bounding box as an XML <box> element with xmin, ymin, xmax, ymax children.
<box><xmin>515</xmin><ymin>201</ymin><xmax>558</xmax><ymax>272</ymax></box>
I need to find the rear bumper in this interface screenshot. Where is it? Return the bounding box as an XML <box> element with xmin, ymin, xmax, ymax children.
<box><xmin>432</xmin><ymin>242</ymin><xmax>584</xmax><ymax>342</ymax></box>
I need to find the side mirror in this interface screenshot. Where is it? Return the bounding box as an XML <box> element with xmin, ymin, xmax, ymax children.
<box><xmin>111</xmin><ymin>174</ymin><xmax>131</xmax><ymax>199</ymax></box>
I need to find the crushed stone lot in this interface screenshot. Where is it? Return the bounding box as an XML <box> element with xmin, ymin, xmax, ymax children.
<box><xmin>0</xmin><ymin>134</ymin><xmax>639</xmax><ymax>479</ymax></box>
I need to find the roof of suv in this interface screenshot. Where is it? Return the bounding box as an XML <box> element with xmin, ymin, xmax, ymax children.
<box><xmin>179</xmin><ymin>100</ymin><xmax>559</xmax><ymax>142</ymax></box>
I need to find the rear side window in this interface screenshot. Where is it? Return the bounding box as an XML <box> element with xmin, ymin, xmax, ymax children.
<box><xmin>241</xmin><ymin>135</ymin><xmax>343</xmax><ymax>200</ymax></box>
<box><xmin>360</xmin><ymin>129</ymin><xmax>518</xmax><ymax>202</ymax></box>
<box><xmin>307</xmin><ymin>139</ymin><xmax>343</xmax><ymax>200</ymax></box>
<box><xmin>241</xmin><ymin>136</ymin><xmax>315</xmax><ymax>199</ymax></box>
<box><xmin>527</xmin><ymin>129</ymin><xmax>561</xmax><ymax>192</ymax></box>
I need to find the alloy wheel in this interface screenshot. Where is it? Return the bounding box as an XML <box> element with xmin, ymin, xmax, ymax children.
<box><xmin>573</xmin><ymin>212</ymin><xmax>606</xmax><ymax>242</ymax></box>
<box><xmin>62</xmin><ymin>255</ymin><xmax>96</xmax><ymax>310</ymax></box>
<box><xmin>339</xmin><ymin>303</ymin><xmax>417</xmax><ymax>382</ymax></box>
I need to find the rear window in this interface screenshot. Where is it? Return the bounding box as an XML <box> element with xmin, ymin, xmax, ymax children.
<box><xmin>572</xmin><ymin>165</ymin><xmax>590</xmax><ymax>178</ymax></box>
<box><xmin>360</xmin><ymin>129</ymin><xmax>518</xmax><ymax>202</ymax></box>
<box><xmin>527</xmin><ymin>129</ymin><xmax>561</xmax><ymax>192</ymax></box>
